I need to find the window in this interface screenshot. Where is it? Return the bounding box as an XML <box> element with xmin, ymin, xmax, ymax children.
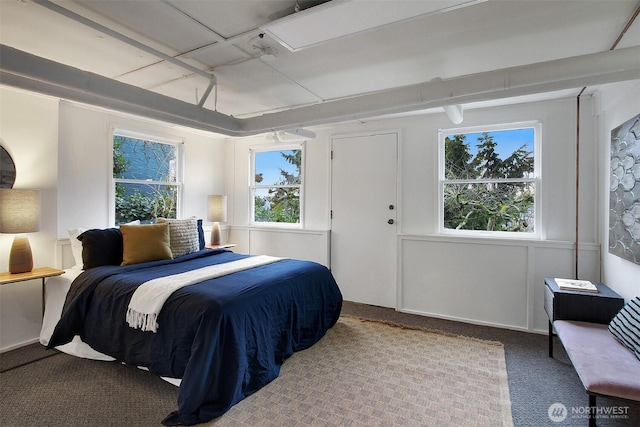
<box><xmin>439</xmin><ymin>123</ymin><xmax>540</xmax><ymax>236</ymax></box>
<box><xmin>112</xmin><ymin>132</ymin><xmax>183</xmax><ymax>225</ymax></box>
<box><xmin>250</xmin><ymin>144</ymin><xmax>304</xmax><ymax>225</ymax></box>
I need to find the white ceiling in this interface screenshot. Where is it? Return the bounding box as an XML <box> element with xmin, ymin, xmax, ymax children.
<box><xmin>1</xmin><ymin>0</ymin><xmax>639</xmax><ymax>134</ymax></box>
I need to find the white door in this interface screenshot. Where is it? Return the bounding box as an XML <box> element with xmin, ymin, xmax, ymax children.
<box><xmin>330</xmin><ymin>132</ymin><xmax>398</xmax><ymax>308</ymax></box>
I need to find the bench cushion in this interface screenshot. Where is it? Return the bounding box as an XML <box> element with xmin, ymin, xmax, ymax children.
<box><xmin>554</xmin><ymin>320</ymin><xmax>640</xmax><ymax>402</ymax></box>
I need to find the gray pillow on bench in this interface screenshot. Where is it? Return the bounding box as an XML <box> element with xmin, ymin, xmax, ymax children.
<box><xmin>609</xmin><ymin>296</ymin><xmax>640</xmax><ymax>361</ymax></box>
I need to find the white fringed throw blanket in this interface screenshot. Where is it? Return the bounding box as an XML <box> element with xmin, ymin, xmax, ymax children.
<box><xmin>126</xmin><ymin>255</ymin><xmax>283</xmax><ymax>332</ymax></box>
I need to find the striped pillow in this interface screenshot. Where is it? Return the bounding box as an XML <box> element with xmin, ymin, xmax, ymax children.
<box><xmin>157</xmin><ymin>217</ymin><xmax>200</xmax><ymax>258</ymax></box>
<box><xmin>608</xmin><ymin>296</ymin><xmax>640</xmax><ymax>361</ymax></box>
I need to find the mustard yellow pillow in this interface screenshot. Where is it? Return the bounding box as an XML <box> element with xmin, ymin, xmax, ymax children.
<box><xmin>120</xmin><ymin>223</ymin><xmax>173</xmax><ymax>266</ymax></box>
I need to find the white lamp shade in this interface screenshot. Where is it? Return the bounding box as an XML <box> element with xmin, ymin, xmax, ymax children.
<box><xmin>207</xmin><ymin>195</ymin><xmax>227</xmax><ymax>223</ymax></box>
<box><xmin>0</xmin><ymin>189</ymin><xmax>40</xmax><ymax>234</ymax></box>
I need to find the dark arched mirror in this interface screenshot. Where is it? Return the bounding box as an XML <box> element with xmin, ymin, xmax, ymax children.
<box><xmin>1</xmin><ymin>146</ymin><xmax>16</xmax><ymax>188</ymax></box>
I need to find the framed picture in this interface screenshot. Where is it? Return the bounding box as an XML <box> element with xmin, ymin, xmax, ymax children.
<box><xmin>609</xmin><ymin>113</ymin><xmax>640</xmax><ymax>265</ymax></box>
<box><xmin>0</xmin><ymin>145</ymin><xmax>16</xmax><ymax>189</ymax></box>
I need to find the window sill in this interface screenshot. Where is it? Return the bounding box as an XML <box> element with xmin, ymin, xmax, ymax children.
<box><xmin>248</xmin><ymin>222</ymin><xmax>303</xmax><ymax>229</ymax></box>
<box><xmin>438</xmin><ymin>229</ymin><xmax>542</xmax><ymax>241</ymax></box>
<box><xmin>398</xmin><ymin>233</ymin><xmax>593</xmax><ymax>249</ymax></box>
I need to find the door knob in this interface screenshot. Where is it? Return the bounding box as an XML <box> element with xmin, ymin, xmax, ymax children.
<box><xmin>388</xmin><ymin>219</ymin><xmax>395</xmax><ymax>225</ymax></box>
<box><xmin>389</xmin><ymin>204</ymin><xmax>395</xmax><ymax>210</ymax></box>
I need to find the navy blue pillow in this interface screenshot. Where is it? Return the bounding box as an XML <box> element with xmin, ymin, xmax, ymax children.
<box><xmin>197</xmin><ymin>219</ymin><xmax>205</xmax><ymax>249</ymax></box>
<box><xmin>78</xmin><ymin>228</ymin><xmax>123</xmax><ymax>269</ymax></box>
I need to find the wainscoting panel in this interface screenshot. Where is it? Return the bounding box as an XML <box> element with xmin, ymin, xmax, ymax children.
<box><xmin>58</xmin><ymin>227</ymin><xmax>332</xmax><ymax>269</ymax></box>
<box><xmin>398</xmin><ymin>235</ymin><xmax>600</xmax><ymax>333</ymax></box>
<box><xmin>229</xmin><ymin>227</ymin><xmax>330</xmax><ymax>267</ymax></box>
<box><xmin>57</xmin><ymin>232</ymin><xmax>598</xmax><ymax>333</ymax></box>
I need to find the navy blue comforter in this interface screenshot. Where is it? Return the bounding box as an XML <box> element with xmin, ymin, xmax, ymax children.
<box><xmin>48</xmin><ymin>249</ymin><xmax>343</xmax><ymax>425</ymax></box>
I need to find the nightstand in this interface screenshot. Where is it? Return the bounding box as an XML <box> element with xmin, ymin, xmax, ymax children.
<box><xmin>205</xmin><ymin>243</ymin><xmax>237</xmax><ymax>250</ymax></box>
<box><xmin>544</xmin><ymin>278</ymin><xmax>624</xmax><ymax>357</ymax></box>
<box><xmin>0</xmin><ymin>267</ymin><xmax>65</xmax><ymax>315</ymax></box>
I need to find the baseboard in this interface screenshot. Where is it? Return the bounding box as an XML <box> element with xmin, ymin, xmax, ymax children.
<box><xmin>0</xmin><ymin>337</ymin><xmax>40</xmax><ymax>354</ymax></box>
<box><xmin>397</xmin><ymin>307</ymin><xmax>547</xmax><ymax>335</ymax></box>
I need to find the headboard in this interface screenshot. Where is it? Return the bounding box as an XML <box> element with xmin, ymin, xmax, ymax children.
<box><xmin>55</xmin><ymin>238</ymin><xmax>76</xmax><ymax>269</ymax></box>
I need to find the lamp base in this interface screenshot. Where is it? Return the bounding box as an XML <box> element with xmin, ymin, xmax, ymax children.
<box><xmin>211</xmin><ymin>222</ymin><xmax>222</xmax><ymax>246</ymax></box>
<box><xmin>9</xmin><ymin>235</ymin><xmax>34</xmax><ymax>274</ymax></box>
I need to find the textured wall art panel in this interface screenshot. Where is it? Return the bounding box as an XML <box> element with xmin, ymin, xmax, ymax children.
<box><xmin>609</xmin><ymin>113</ymin><xmax>640</xmax><ymax>265</ymax></box>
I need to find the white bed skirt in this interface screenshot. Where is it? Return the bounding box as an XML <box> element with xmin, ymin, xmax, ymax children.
<box><xmin>40</xmin><ymin>269</ymin><xmax>181</xmax><ymax>386</ymax></box>
<box><xmin>40</xmin><ymin>269</ymin><xmax>115</xmax><ymax>361</ymax></box>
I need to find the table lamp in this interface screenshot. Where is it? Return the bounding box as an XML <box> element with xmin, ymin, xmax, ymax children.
<box><xmin>0</xmin><ymin>189</ymin><xmax>40</xmax><ymax>273</ymax></box>
<box><xmin>207</xmin><ymin>195</ymin><xmax>227</xmax><ymax>246</ymax></box>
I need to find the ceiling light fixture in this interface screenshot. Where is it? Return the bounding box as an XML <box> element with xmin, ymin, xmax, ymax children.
<box><xmin>443</xmin><ymin>105</ymin><xmax>464</xmax><ymax>124</ymax></box>
<box><xmin>257</xmin><ymin>46</ymin><xmax>278</xmax><ymax>62</ymax></box>
<box><xmin>270</xmin><ymin>128</ymin><xmax>317</xmax><ymax>142</ymax></box>
<box><xmin>249</xmin><ymin>33</ymin><xmax>279</xmax><ymax>62</ymax></box>
<box><xmin>261</xmin><ymin>0</ymin><xmax>487</xmax><ymax>52</ymax></box>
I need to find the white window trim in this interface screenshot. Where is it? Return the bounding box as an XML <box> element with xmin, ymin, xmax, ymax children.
<box><xmin>437</xmin><ymin>121</ymin><xmax>542</xmax><ymax>239</ymax></box>
<box><xmin>249</xmin><ymin>142</ymin><xmax>305</xmax><ymax>228</ymax></box>
<box><xmin>109</xmin><ymin>128</ymin><xmax>184</xmax><ymax>226</ymax></box>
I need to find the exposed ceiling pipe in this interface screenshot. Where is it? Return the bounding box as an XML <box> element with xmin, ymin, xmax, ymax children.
<box><xmin>241</xmin><ymin>46</ymin><xmax>640</xmax><ymax>133</ymax></box>
<box><xmin>610</xmin><ymin>3</ymin><xmax>640</xmax><ymax>50</ymax></box>
<box><xmin>31</xmin><ymin>0</ymin><xmax>218</xmax><ymax>103</ymax></box>
<box><xmin>1</xmin><ymin>45</ymin><xmax>639</xmax><ymax>137</ymax></box>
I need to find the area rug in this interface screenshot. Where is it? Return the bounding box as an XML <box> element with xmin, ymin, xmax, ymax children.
<box><xmin>208</xmin><ymin>316</ymin><xmax>513</xmax><ymax>426</ymax></box>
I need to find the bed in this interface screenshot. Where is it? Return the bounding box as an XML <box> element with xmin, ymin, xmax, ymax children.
<box><xmin>42</xmin><ymin>221</ymin><xmax>342</xmax><ymax>426</ymax></box>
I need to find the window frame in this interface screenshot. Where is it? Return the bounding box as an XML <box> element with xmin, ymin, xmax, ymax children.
<box><xmin>249</xmin><ymin>143</ymin><xmax>305</xmax><ymax>228</ymax></box>
<box><xmin>110</xmin><ymin>129</ymin><xmax>185</xmax><ymax>226</ymax></box>
<box><xmin>438</xmin><ymin>121</ymin><xmax>542</xmax><ymax>239</ymax></box>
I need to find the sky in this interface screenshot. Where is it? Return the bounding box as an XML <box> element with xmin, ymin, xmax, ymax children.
<box><xmin>254</xmin><ymin>149</ymin><xmax>299</xmax><ymax>185</ymax></box>
<box><xmin>447</xmin><ymin>128</ymin><xmax>535</xmax><ymax>159</ymax></box>
<box><xmin>254</xmin><ymin>129</ymin><xmax>535</xmax><ymax>185</ymax></box>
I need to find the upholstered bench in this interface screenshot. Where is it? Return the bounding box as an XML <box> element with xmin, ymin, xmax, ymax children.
<box><xmin>554</xmin><ymin>297</ymin><xmax>640</xmax><ymax>427</ymax></box>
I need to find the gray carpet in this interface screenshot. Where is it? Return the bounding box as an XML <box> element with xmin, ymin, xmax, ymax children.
<box><xmin>1</xmin><ymin>301</ymin><xmax>638</xmax><ymax>426</ymax></box>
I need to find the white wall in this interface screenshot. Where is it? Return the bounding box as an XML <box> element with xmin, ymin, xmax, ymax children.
<box><xmin>1</xmin><ymin>88</ymin><xmax>227</xmax><ymax>351</ymax></box>
<box><xmin>226</xmin><ymin>134</ymin><xmax>331</xmax><ymax>230</ymax></box>
<box><xmin>388</xmin><ymin>98</ymin><xmax>601</xmax><ymax>332</ymax></box>
<box><xmin>227</xmin><ymin>97</ymin><xmax>601</xmax><ymax>332</ymax></box>
<box><xmin>230</xmin><ymin>97</ymin><xmax>593</xmax><ymax>241</ymax></box>
<box><xmin>57</xmin><ymin>101</ymin><xmax>227</xmax><ymax>232</ymax></box>
<box><xmin>596</xmin><ymin>81</ymin><xmax>640</xmax><ymax>301</ymax></box>
<box><xmin>2</xmin><ymin>81</ymin><xmax>634</xmax><ymax>350</ymax></box>
<box><xmin>224</xmin><ymin>134</ymin><xmax>332</xmax><ymax>264</ymax></box>
<box><xmin>1</xmin><ymin>87</ymin><xmax>59</xmax><ymax>350</ymax></box>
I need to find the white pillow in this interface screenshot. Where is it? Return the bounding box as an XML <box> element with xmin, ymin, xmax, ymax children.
<box><xmin>67</xmin><ymin>228</ymin><xmax>85</xmax><ymax>269</ymax></box>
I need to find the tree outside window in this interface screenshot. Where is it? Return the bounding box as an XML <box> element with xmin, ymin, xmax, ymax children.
<box><xmin>441</xmin><ymin>125</ymin><xmax>538</xmax><ymax>235</ymax></box>
<box><xmin>113</xmin><ymin>134</ymin><xmax>181</xmax><ymax>225</ymax></box>
<box><xmin>251</xmin><ymin>146</ymin><xmax>303</xmax><ymax>225</ymax></box>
